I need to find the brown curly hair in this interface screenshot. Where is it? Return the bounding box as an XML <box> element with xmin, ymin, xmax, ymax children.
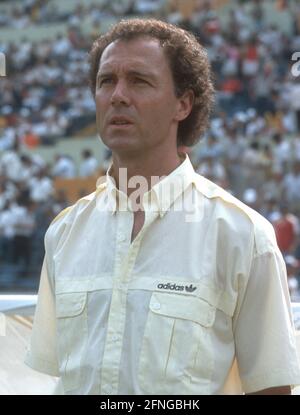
<box><xmin>89</xmin><ymin>19</ymin><xmax>215</xmax><ymax>146</ymax></box>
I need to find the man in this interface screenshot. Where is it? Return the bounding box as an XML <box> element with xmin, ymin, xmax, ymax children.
<box><xmin>25</xmin><ymin>19</ymin><xmax>300</xmax><ymax>395</ymax></box>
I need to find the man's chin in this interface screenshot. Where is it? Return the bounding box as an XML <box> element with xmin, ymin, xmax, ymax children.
<box><xmin>103</xmin><ymin>137</ymin><xmax>141</xmax><ymax>153</ymax></box>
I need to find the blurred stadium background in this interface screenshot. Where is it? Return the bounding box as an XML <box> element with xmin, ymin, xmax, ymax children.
<box><xmin>0</xmin><ymin>0</ymin><xmax>300</xmax><ymax>299</ymax></box>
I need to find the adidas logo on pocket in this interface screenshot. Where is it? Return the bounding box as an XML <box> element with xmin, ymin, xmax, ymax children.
<box><xmin>157</xmin><ymin>283</ymin><xmax>197</xmax><ymax>293</ymax></box>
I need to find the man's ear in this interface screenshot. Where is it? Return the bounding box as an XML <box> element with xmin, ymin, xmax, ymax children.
<box><xmin>174</xmin><ymin>90</ymin><xmax>194</xmax><ymax>122</ymax></box>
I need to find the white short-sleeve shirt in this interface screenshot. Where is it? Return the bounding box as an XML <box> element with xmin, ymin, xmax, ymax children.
<box><xmin>25</xmin><ymin>155</ymin><xmax>300</xmax><ymax>394</ymax></box>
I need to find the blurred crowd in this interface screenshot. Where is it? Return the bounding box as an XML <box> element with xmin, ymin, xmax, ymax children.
<box><xmin>0</xmin><ymin>138</ymin><xmax>106</xmax><ymax>288</ymax></box>
<box><xmin>0</xmin><ymin>0</ymin><xmax>300</xmax><ymax>296</ymax></box>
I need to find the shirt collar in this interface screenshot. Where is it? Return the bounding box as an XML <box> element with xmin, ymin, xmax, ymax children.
<box><xmin>98</xmin><ymin>153</ymin><xmax>197</xmax><ymax>217</ymax></box>
<box><xmin>151</xmin><ymin>154</ymin><xmax>196</xmax><ymax>217</ymax></box>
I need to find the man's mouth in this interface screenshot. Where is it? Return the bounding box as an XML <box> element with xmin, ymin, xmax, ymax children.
<box><xmin>110</xmin><ymin>117</ymin><xmax>133</xmax><ymax>126</ymax></box>
<box><xmin>112</xmin><ymin>121</ymin><xmax>131</xmax><ymax>125</ymax></box>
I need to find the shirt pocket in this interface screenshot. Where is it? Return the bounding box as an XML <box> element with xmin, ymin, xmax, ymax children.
<box><xmin>56</xmin><ymin>291</ymin><xmax>88</xmax><ymax>393</ymax></box>
<box><xmin>138</xmin><ymin>291</ymin><xmax>216</xmax><ymax>395</ymax></box>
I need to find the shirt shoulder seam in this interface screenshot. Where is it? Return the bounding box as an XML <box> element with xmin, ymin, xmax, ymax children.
<box><xmin>50</xmin><ymin>182</ymin><xmax>107</xmax><ymax>226</ymax></box>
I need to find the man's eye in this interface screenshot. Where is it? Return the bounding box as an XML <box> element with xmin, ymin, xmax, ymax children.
<box><xmin>133</xmin><ymin>78</ymin><xmax>148</xmax><ymax>85</ymax></box>
<box><xmin>99</xmin><ymin>78</ymin><xmax>113</xmax><ymax>86</ymax></box>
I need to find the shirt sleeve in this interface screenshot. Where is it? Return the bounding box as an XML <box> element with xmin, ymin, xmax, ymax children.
<box><xmin>233</xmin><ymin>248</ymin><xmax>300</xmax><ymax>394</ymax></box>
<box><xmin>24</xmin><ymin>255</ymin><xmax>60</xmax><ymax>377</ymax></box>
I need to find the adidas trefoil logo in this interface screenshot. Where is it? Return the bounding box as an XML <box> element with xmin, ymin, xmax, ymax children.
<box><xmin>185</xmin><ymin>284</ymin><xmax>197</xmax><ymax>293</ymax></box>
<box><xmin>157</xmin><ymin>282</ymin><xmax>197</xmax><ymax>293</ymax></box>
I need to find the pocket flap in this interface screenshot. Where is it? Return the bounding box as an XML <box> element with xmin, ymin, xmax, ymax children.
<box><xmin>149</xmin><ymin>292</ymin><xmax>216</xmax><ymax>327</ymax></box>
<box><xmin>56</xmin><ymin>292</ymin><xmax>87</xmax><ymax>318</ymax></box>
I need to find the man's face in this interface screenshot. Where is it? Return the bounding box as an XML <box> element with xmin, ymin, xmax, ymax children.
<box><xmin>95</xmin><ymin>37</ymin><xmax>189</xmax><ymax>156</ymax></box>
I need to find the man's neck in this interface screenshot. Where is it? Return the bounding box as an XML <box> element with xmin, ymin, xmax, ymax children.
<box><xmin>110</xmin><ymin>149</ymin><xmax>182</xmax><ymax>197</ymax></box>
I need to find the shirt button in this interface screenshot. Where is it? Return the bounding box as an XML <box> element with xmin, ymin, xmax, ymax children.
<box><xmin>119</xmin><ymin>233</ymin><xmax>126</xmax><ymax>242</ymax></box>
<box><xmin>111</xmin><ymin>334</ymin><xmax>119</xmax><ymax>342</ymax></box>
<box><xmin>103</xmin><ymin>385</ymin><xmax>113</xmax><ymax>394</ymax></box>
<box><xmin>152</xmin><ymin>302</ymin><xmax>161</xmax><ymax>311</ymax></box>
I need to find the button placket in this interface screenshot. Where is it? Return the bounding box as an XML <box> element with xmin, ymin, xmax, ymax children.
<box><xmin>100</xmin><ymin>207</ymin><xmax>159</xmax><ymax>394</ymax></box>
<box><xmin>119</xmin><ymin>209</ymin><xmax>160</xmax><ymax>283</ymax></box>
<box><xmin>100</xmin><ymin>211</ymin><xmax>133</xmax><ymax>394</ymax></box>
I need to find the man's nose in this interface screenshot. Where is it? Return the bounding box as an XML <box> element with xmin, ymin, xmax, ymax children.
<box><xmin>110</xmin><ymin>81</ymin><xmax>130</xmax><ymax>106</ymax></box>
